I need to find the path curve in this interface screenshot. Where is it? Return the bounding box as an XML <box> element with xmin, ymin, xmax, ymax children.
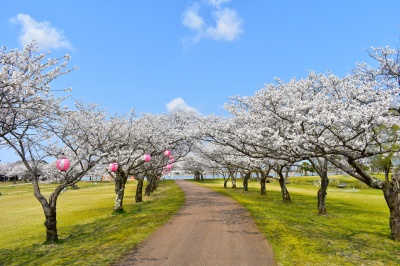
<box><xmin>114</xmin><ymin>180</ymin><xmax>275</xmax><ymax>265</ymax></box>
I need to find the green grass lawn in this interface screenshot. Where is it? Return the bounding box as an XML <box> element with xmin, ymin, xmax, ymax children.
<box><xmin>0</xmin><ymin>180</ymin><xmax>184</xmax><ymax>265</ymax></box>
<box><xmin>2</xmin><ymin>176</ymin><xmax>399</xmax><ymax>265</ymax></box>
<box><xmin>191</xmin><ymin>176</ymin><xmax>400</xmax><ymax>266</ymax></box>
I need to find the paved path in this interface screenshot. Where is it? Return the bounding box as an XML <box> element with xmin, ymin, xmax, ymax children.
<box><xmin>114</xmin><ymin>180</ymin><xmax>275</xmax><ymax>266</ymax></box>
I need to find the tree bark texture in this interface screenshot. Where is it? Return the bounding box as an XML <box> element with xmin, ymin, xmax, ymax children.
<box><xmin>151</xmin><ymin>176</ymin><xmax>158</xmax><ymax>191</ymax></box>
<box><xmin>317</xmin><ymin>175</ymin><xmax>329</xmax><ymax>215</ymax></box>
<box><xmin>383</xmin><ymin>171</ymin><xmax>400</xmax><ymax>241</ymax></box>
<box><xmin>277</xmin><ymin>169</ymin><xmax>291</xmax><ymax>203</ymax></box>
<box><xmin>33</xmin><ymin>174</ymin><xmax>62</xmax><ymax>242</ymax></box>
<box><xmin>229</xmin><ymin>169</ymin><xmax>237</xmax><ymax>188</ymax></box>
<box><xmin>309</xmin><ymin>158</ymin><xmax>329</xmax><ymax>215</ymax></box>
<box><xmin>223</xmin><ymin>173</ymin><xmax>230</xmax><ymax>188</ymax></box>
<box><xmin>145</xmin><ymin>176</ymin><xmax>153</xmax><ymax>196</ymax></box>
<box><xmin>260</xmin><ymin>175</ymin><xmax>267</xmax><ymax>195</ymax></box>
<box><xmin>243</xmin><ymin>172</ymin><xmax>251</xmax><ymax>192</ymax></box>
<box><xmin>114</xmin><ymin>171</ymin><xmax>128</xmax><ymax>212</ymax></box>
<box><xmin>44</xmin><ymin>208</ymin><xmax>58</xmax><ymax>242</ymax></box>
<box><xmin>258</xmin><ymin>167</ymin><xmax>271</xmax><ymax>196</ymax></box>
<box><xmin>136</xmin><ymin>178</ymin><xmax>144</xmax><ymax>203</ymax></box>
<box><xmin>231</xmin><ymin>177</ymin><xmax>237</xmax><ymax>188</ymax></box>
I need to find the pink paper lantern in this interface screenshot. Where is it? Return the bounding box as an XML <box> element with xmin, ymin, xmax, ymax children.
<box><xmin>164</xmin><ymin>150</ymin><xmax>171</xmax><ymax>157</ymax></box>
<box><xmin>56</xmin><ymin>156</ymin><xmax>70</xmax><ymax>171</ymax></box>
<box><xmin>166</xmin><ymin>164</ymin><xmax>173</xmax><ymax>170</ymax></box>
<box><xmin>169</xmin><ymin>157</ymin><xmax>174</xmax><ymax>163</ymax></box>
<box><xmin>143</xmin><ymin>154</ymin><xmax>151</xmax><ymax>162</ymax></box>
<box><xmin>108</xmin><ymin>162</ymin><xmax>118</xmax><ymax>172</ymax></box>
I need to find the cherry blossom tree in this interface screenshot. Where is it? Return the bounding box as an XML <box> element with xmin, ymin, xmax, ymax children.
<box><xmin>0</xmin><ymin>42</ymin><xmax>74</xmax><ymax>140</ymax></box>
<box><xmin>0</xmin><ymin>43</ymin><xmax>123</xmax><ymax>242</ymax></box>
<box><xmin>225</xmin><ymin>58</ymin><xmax>400</xmax><ymax>238</ymax></box>
<box><xmin>103</xmin><ymin>111</ymin><xmax>193</xmax><ymax>210</ymax></box>
<box><xmin>4</xmin><ymin>101</ymin><xmax>116</xmax><ymax>242</ymax></box>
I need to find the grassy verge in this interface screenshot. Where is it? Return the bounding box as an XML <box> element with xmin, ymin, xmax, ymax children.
<box><xmin>0</xmin><ymin>180</ymin><xmax>184</xmax><ymax>265</ymax></box>
<box><xmin>191</xmin><ymin>177</ymin><xmax>400</xmax><ymax>266</ymax></box>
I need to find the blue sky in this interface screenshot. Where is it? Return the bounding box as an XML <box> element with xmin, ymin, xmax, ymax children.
<box><xmin>1</xmin><ymin>1</ymin><xmax>399</xmax><ymax>162</ymax></box>
<box><xmin>1</xmin><ymin>0</ymin><xmax>399</xmax><ymax>117</ymax></box>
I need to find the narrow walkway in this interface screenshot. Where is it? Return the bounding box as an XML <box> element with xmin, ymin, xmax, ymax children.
<box><xmin>114</xmin><ymin>180</ymin><xmax>275</xmax><ymax>265</ymax></box>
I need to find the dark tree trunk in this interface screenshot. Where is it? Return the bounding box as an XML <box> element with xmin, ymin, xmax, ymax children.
<box><xmin>201</xmin><ymin>173</ymin><xmax>204</xmax><ymax>182</ymax></box>
<box><xmin>317</xmin><ymin>175</ymin><xmax>329</xmax><ymax>215</ymax></box>
<box><xmin>383</xmin><ymin>171</ymin><xmax>400</xmax><ymax>241</ymax></box>
<box><xmin>224</xmin><ymin>175</ymin><xmax>229</xmax><ymax>188</ymax></box>
<box><xmin>259</xmin><ymin>166</ymin><xmax>271</xmax><ymax>196</ymax></box>
<box><xmin>44</xmin><ymin>208</ymin><xmax>58</xmax><ymax>242</ymax></box>
<box><xmin>151</xmin><ymin>176</ymin><xmax>159</xmax><ymax>192</ymax></box>
<box><xmin>310</xmin><ymin>158</ymin><xmax>329</xmax><ymax>215</ymax></box>
<box><xmin>44</xmin><ymin>192</ymin><xmax>60</xmax><ymax>242</ymax></box>
<box><xmin>260</xmin><ymin>175</ymin><xmax>267</xmax><ymax>195</ymax></box>
<box><xmin>33</xmin><ymin>177</ymin><xmax>62</xmax><ymax>243</ymax></box>
<box><xmin>243</xmin><ymin>172</ymin><xmax>251</xmax><ymax>192</ymax></box>
<box><xmin>114</xmin><ymin>171</ymin><xmax>128</xmax><ymax>212</ymax></box>
<box><xmin>136</xmin><ymin>178</ymin><xmax>144</xmax><ymax>203</ymax></box>
<box><xmin>277</xmin><ymin>168</ymin><xmax>291</xmax><ymax>203</ymax></box>
<box><xmin>145</xmin><ymin>175</ymin><xmax>153</xmax><ymax>196</ymax></box>
<box><xmin>194</xmin><ymin>172</ymin><xmax>201</xmax><ymax>180</ymax></box>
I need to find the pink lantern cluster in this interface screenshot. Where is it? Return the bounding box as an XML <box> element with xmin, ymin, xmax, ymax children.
<box><xmin>142</xmin><ymin>150</ymin><xmax>174</xmax><ymax>174</ymax></box>
<box><xmin>163</xmin><ymin>150</ymin><xmax>174</xmax><ymax>174</ymax></box>
<box><xmin>56</xmin><ymin>156</ymin><xmax>70</xmax><ymax>171</ymax></box>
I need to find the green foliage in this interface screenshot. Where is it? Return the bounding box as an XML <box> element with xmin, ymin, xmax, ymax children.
<box><xmin>191</xmin><ymin>177</ymin><xmax>400</xmax><ymax>265</ymax></box>
<box><xmin>0</xmin><ymin>180</ymin><xmax>184</xmax><ymax>265</ymax></box>
<box><xmin>298</xmin><ymin>161</ymin><xmax>315</xmax><ymax>176</ymax></box>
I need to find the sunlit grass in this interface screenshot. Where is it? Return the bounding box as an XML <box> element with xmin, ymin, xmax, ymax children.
<box><xmin>192</xmin><ymin>176</ymin><xmax>400</xmax><ymax>265</ymax></box>
<box><xmin>0</xmin><ymin>180</ymin><xmax>184</xmax><ymax>265</ymax></box>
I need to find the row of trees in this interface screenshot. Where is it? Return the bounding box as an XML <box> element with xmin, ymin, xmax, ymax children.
<box><xmin>2</xmin><ymin>41</ymin><xmax>400</xmax><ymax>243</ymax></box>
<box><xmin>0</xmin><ymin>42</ymin><xmax>194</xmax><ymax>242</ymax></box>
<box><xmin>188</xmin><ymin>45</ymin><xmax>400</xmax><ymax>241</ymax></box>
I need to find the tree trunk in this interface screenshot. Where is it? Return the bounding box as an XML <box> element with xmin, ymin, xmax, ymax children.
<box><xmin>310</xmin><ymin>158</ymin><xmax>329</xmax><ymax>215</ymax></box>
<box><xmin>260</xmin><ymin>175</ymin><xmax>267</xmax><ymax>195</ymax></box>
<box><xmin>33</xmin><ymin>176</ymin><xmax>62</xmax><ymax>242</ymax></box>
<box><xmin>383</xmin><ymin>171</ymin><xmax>400</xmax><ymax>241</ymax></box>
<box><xmin>231</xmin><ymin>177</ymin><xmax>237</xmax><ymax>188</ymax></box>
<box><xmin>44</xmin><ymin>207</ymin><xmax>58</xmax><ymax>242</ymax></box>
<box><xmin>151</xmin><ymin>176</ymin><xmax>159</xmax><ymax>191</ymax></box>
<box><xmin>223</xmin><ymin>175</ymin><xmax>230</xmax><ymax>188</ymax></box>
<box><xmin>194</xmin><ymin>172</ymin><xmax>201</xmax><ymax>180</ymax></box>
<box><xmin>317</xmin><ymin>175</ymin><xmax>329</xmax><ymax>215</ymax></box>
<box><xmin>145</xmin><ymin>176</ymin><xmax>153</xmax><ymax>196</ymax></box>
<box><xmin>114</xmin><ymin>171</ymin><xmax>128</xmax><ymax>212</ymax></box>
<box><xmin>229</xmin><ymin>169</ymin><xmax>237</xmax><ymax>188</ymax></box>
<box><xmin>277</xmin><ymin>168</ymin><xmax>291</xmax><ymax>203</ymax></box>
<box><xmin>243</xmin><ymin>172</ymin><xmax>251</xmax><ymax>192</ymax></box>
<box><xmin>136</xmin><ymin>178</ymin><xmax>144</xmax><ymax>203</ymax></box>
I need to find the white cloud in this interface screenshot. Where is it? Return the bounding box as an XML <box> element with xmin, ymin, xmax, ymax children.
<box><xmin>182</xmin><ymin>3</ymin><xmax>204</xmax><ymax>30</ymax></box>
<box><xmin>10</xmin><ymin>14</ymin><xmax>73</xmax><ymax>51</ymax></box>
<box><xmin>166</xmin><ymin>97</ymin><xmax>198</xmax><ymax>113</ymax></box>
<box><xmin>206</xmin><ymin>8</ymin><xmax>243</xmax><ymax>41</ymax></box>
<box><xmin>206</xmin><ymin>0</ymin><xmax>231</xmax><ymax>9</ymax></box>
<box><xmin>181</xmin><ymin>1</ymin><xmax>243</xmax><ymax>44</ymax></box>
